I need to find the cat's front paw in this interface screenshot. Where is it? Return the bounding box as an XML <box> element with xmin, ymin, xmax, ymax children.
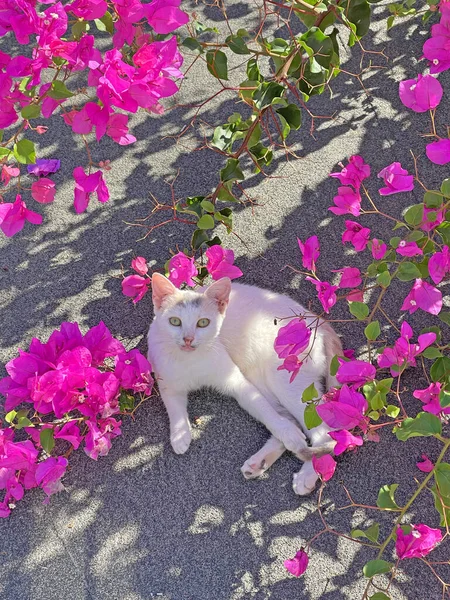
<box><xmin>292</xmin><ymin>469</ymin><xmax>318</xmax><ymax>496</ymax></box>
<box><xmin>241</xmin><ymin>456</ymin><xmax>268</xmax><ymax>480</ymax></box>
<box><xmin>275</xmin><ymin>421</ymin><xmax>307</xmax><ymax>455</ymax></box>
<box><xmin>170</xmin><ymin>428</ymin><xmax>192</xmax><ymax>454</ymax></box>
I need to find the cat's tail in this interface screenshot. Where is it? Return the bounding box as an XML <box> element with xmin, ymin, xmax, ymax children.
<box><xmin>296</xmin><ymin>440</ymin><xmax>337</xmax><ymax>462</ymax></box>
<box><xmin>321</xmin><ymin>321</ymin><xmax>344</xmax><ymax>390</ymax></box>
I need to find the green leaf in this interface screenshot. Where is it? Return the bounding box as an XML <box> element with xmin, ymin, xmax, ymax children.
<box><xmin>363</xmin><ymin>559</ymin><xmax>393</xmax><ymax>578</ymax></box>
<box><xmin>226</xmin><ymin>34</ymin><xmax>250</xmax><ymax>54</ymax></box>
<box><xmin>192</xmin><ymin>228</ymin><xmax>210</xmax><ymax>250</ymax></box>
<box><xmin>246</xmin><ymin>58</ymin><xmax>262</xmax><ymax>82</ymax></box>
<box><xmin>440</xmin><ymin>178</ymin><xmax>450</xmax><ymax>197</ymax></box>
<box><xmin>435</xmin><ymin>463</ymin><xmax>450</xmax><ymax>497</ymax></box>
<box><xmin>404</xmin><ymin>203</ymin><xmax>424</xmax><ymax>226</ymax></box>
<box><xmin>302</xmin><ymin>382</ymin><xmax>318</xmax><ymax>402</ymax></box>
<box><xmin>220</xmin><ymin>158</ymin><xmax>244</xmax><ymax>183</ymax></box>
<box><xmin>370</xmin><ymin>594</ymin><xmax>391</xmax><ymax>600</ymax></box>
<box><xmin>430</xmin><ymin>485</ymin><xmax>450</xmax><ymax>527</ymax></box>
<box><xmin>201</xmin><ymin>200</ymin><xmax>215</xmax><ymax>213</ymax></box>
<box><xmin>430</xmin><ymin>356</ymin><xmax>450</xmax><ymax>382</ymax></box>
<box><xmin>422</xmin><ymin>347</ymin><xmax>443</xmax><ymax>359</ymax></box>
<box><xmin>197</xmin><ymin>214</ymin><xmax>215</xmax><ymax>230</ymax></box>
<box><xmin>439</xmin><ymin>312</ymin><xmax>450</xmax><ymax>327</ymax></box>
<box><xmin>94</xmin><ymin>11</ymin><xmax>113</xmax><ymax>34</ymax></box>
<box><xmin>386</xmin><ymin>14</ymin><xmax>395</xmax><ymax>29</ymax></box>
<box><xmin>396</xmin><ymin>262</ymin><xmax>421</xmax><ymax>281</ymax></box>
<box><xmin>16</xmin><ymin>416</ymin><xmax>32</xmax><ymax>429</ymax></box>
<box><xmin>48</xmin><ymin>80</ymin><xmax>74</xmax><ymax>100</ymax></box>
<box><xmin>304</xmin><ymin>403</ymin><xmax>322</xmax><ymax>429</ymax></box>
<box><xmin>377</xmin><ymin>484</ymin><xmax>400</xmax><ymax>510</ymax></box>
<box><xmin>40</xmin><ymin>428</ymin><xmax>55</xmax><ymax>455</ymax></box>
<box><xmin>252</xmin><ymin>81</ymin><xmax>285</xmax><ymax>109</ymax></box>
<box><xmin>377</xmin><ymin>378</ymin><xmax>393</xmax><ymax>393</ymax></box>
<box><xmin>206</xmin><ymin>50</ymin><xmax>228</xmax><ymax>80</ymax></box>
<box><xmin>118</xmin><ymin>390</ymin><xmax>135</xmax><ymax>412</ymax></box>
<box><xmin>182</xmin><ymin>37</ymin><xmax>203</xmax><ymax>53</ymax></box>
<box><xmin>248</xmin><ymin>143</ymin><xmax>273</xmax><ymax>172</ymax></box>
<box><xmin>276</xmin><ymin>104</ymin><xmax>302</xmax><ymax>130</ymax></box>
<box><xmin>351</xmin><ymin>522</ymin><xmax>380</xmax><ymax>543</ymax></box>
<box><xmin>72</xmin><ymin>19</ymin><xmax>88</xmax><ymax>40</ymax></box>
<box><xmin>217</xmin><ymin>183</ymin><xmax>237</xmax><ymax>202</ymax></box>
<box><xmin>21</xmin><ymin>104</ymin><xmax>41</xmax><ymax>119</ymax></box>
<box><xmin>13</xmin><ymin>139</ymin><xmax>36</xmax><ymax>164</ymax></box>
<box><xmin>330</xmin><ymin>355</ymin><xmax>339</xmax><ymax>377</ymax></box>
<box><xmin>386</xmin><ymin>405</ymin><xmax>400</xmax><ymax>418</ymax></box>
<box><xmin>395</xmin><ymin>412</ymin><xmax>442</xmax><ymax>441</ymax></box>
<box><xmin>376</xmin><ymin>271</ymin><xmax>391</xmax><ymax>287</ymax></box>
<box><xmin>349</xmin><ymin>302</ymin><xmax>369</xmax><ymax>320</ymax></box>
<box><xmin>365</xmin><ymin>321</ymin><xmax>380</xmax><ymax>340</ymax></box>
<box><xmin>370</xmin><ymin>392</ymin><xmax>385</xmax><ymax>410</ymax></box>
<box><xmin>440</xmin><ymin>389</ymin><xmax>450</xmax><ymax>409</ymax></box>
<box><xmin>300</xmin><ymin>28</ymin><xmax>335</xmax><ymax>69</ymax></box>
<box><xmin>424</xmin><ymin>191</ymin><xmax>444</xmax><ymax>208</ymax></box>
<box><xmin>5</xmin><ymin>410</ymin><xmax>17</xmax><ymax>424</ymax></box>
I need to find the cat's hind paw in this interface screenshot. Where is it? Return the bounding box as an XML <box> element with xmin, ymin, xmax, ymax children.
<box><xmin>241</xmin><ymin>456</ymin><xmax>268</xmax><ymax>480</ymax></box>
<box><xmin>171</xmin><ymin>428</ymin><xmax>192</xmax><ymax>454</ymax></box>
<box><xmin>292</xmin><ymin>469</ymin><xmax>318</xmax><ymax>496</ymax></box>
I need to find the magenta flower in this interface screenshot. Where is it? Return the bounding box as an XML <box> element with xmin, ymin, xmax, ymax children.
<box><xmin>423</xmin><ymin>7</ymin><xmax>450</xmax><ymax>73</ymax></box>
<box><xmin>122</xmin><ymin>274</ymin><xmax>151</xmax><ymax>304</ymax></box>
<box><xmin>336</xmin><ymin>359</ymin><xmax>376</xmax><ymax>387</ymax></box>
<box><xmin>335</xmin><ymin>267</ymin><xmax>362</xmax><ymax>289</ymax></box>
<box><xmin>416</xmin><ymin>454</ymin><xmax>434</xmax><ymax>473</ymax></box>
<box><xmin>316</xmin><ymin>385</ymin><xmax>367</xmax><ymax>429</ymax></box>
<box><xmin>312</xmin><ymin>454</ymin><xmax>336</xmax><ymax>481</ymax></box>
<box><xmin>328</xmin><ymin>430</ymin><xmax>363</xmax><ymax>455</ymax></box>
<box><xmin>84</xmin><ymin>418</ymin><xmax>122</xmax><ymax>460</ymax></box>
<box><xmin>131</xmin><ymin>256</ymin><xmax>148</xmax><ymax>276</ymax></box>
<box><xmin>420</xmin><ymin>206</ymin><xmax>445</xmax><ymax>232</ymax></box>
<box><xmin>329</xmin><ymin>187</ymin><xmax>361</xmax><ymax>216</ymax></box>
<box><xmin>205</xmin><ymin>245</ymin><xmax>243</xmax><ymax>281</ymax></box>
<box><xmin>168</xmin><ymin>252</ymin><xmax>198</xmax><ymax>288</ymax></box>
<box><xmin>0</xmin><ymin>195</ymin><xmax>42</xmax><ymax>237</ymax></box>
<box><xmin>378</xmin><ymin>162</ymin><xmax>414</xmax><ymax>196</ymax></box>
<box><xmin>31</xmin><ymin>178</ymin><xmax>56</xmax><ymax>204</ymax></box>
<box><xmin>284</xmin><ymin>549</ymin><xmax>309</xmax><ymax>577</ymax></box>
<box><xmin>371</xmin><ymin>238</ymin><xmax>388</xmax><ymax>260</ymax></box>
<box><xmin>114</xmin><ymin>349</ymin><xmax>154</xmax><ymax>396</ymax></box>
<box><xmin>399</xmin><ymin>74</ymin><xmax>443</xmax><ymax>112</ymax></box>
<box><xmin>73</xmin><ymin>167</ymin><xmax>109</xmax><ymax>213</ymax></box>
<box><xmin>54</xmin><ymin>422</ymin><xmax>83</xmax><ymax>450</ymax></box>
<box><xmin>378</xmin><ymin>322</ymin><xmax>436</xmax><ymax>376</ymax></box>
<box><xmin>401</xmin><ymin>279</ymin><xmax>442</xmax><ymax>316</ymax></box>
<box><xmin>297</xmin><ymin>236</ymin><xmax>320</xmax><ymax>271</ymax></box>
<box><xmin>35</xmin><ymin>457</ymin><xmax>68</xmax><ymax>503</ymax></box>
<box><xmin>396</xmin><ymin>524</ymin><xmax>442</xmax><ymax>559</ymax></box>
<box><xmin>426</xmin><ymin>139</ymin><xmax>450</xmax><ymax>165</ymax></box>
<box><xmin>413</xmin><ymin>383</ymin><xmax>450</xmax><ymax>416</ymax></box>
<box><xmin>277</xmin><ymin>355</ymin><xmax>303</xmax><ymax>383</ymax></box>
<box><xmin>306</xmin><ymin>278</ymin><xmax>338</xmax><ymax>314</ymax></box>
<box><xmin>143</xmin><ymin>0</ymin><xmax>189</xmax><ymax>34</ymax></box>
<box><xmin>274</xmin><ymin>319</ymin><xmax>311</xmax><ymax>359</ymax></box>
<box><xmin>342</xmin><ymin>220</ymin><xmax>371</xmax><ymax>252</ymax></box>
<box><xmin>1</xmin><ymin>164</ymin><xmax>19</xmax><ymax>186</ymax></box>
<box><xmin>329</xmin><ymin>155</ymin><xmax>371</xmax><ymax>190</ymax></box>
<box><xmin>106</xmin><ymin>113</ymin><xmax>136</xmax><ymax>146</ymax></box>
<box><xmin>83</xmin><ymin>321</ymin><xmax>125</xmax><ymax>366</ymax></box>
<box><xmin>27</xmin><ymin>159</ymin><xmax>61</xmax><ymax>177</ymax></box>
<box><xmin>67</xmin><ymin>0</ymin><xmax>108</xmax><ymax>20</ymax></box>
<box><xmin>396</xmin><ymin>240</ymin><xmax>423</xmax><ymax>257</ymax></box>
<box><xmin>429</xmin><ymin>246</ymin><xmax>449</xmax><ymax>284</ymax></box>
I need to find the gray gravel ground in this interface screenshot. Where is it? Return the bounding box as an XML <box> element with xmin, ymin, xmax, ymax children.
<box><xmin>0</xmin><ymin>2</ymin><xmax>449</xmax><ymax>600</ymax></box>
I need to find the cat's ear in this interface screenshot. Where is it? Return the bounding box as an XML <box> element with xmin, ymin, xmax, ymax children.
<box><xmin>205</xmin><ymin>277</ymin><xmax>231</xmax><ymax>313</ymax></box>
<box><xmin>152</xmin><ymin>273</ymin><xmax>177</xmax><ymax>310</ymax></box>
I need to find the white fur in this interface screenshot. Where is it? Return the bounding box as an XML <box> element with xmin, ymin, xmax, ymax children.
<box><xmin>147</xmin><ymin>276</ymin><xmax>342</xmax><ymax>495</ymax></box>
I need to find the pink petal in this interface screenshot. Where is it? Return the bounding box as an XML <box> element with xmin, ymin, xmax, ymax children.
<box><xmin>312</xmin><ymin>454</ymin><xmax>336</xmax><ymax>481</ymax></box>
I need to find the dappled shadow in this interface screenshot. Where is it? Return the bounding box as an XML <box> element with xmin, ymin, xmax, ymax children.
<box><xmin>1</xmin><ymin>4</ymin><xmax>450</xmax><ymax>600</ymax></box>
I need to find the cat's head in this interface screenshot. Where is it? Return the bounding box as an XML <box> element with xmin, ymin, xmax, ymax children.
<box><xmin>151</xmin><ymin>273</ymin><xmax>231</xmax><ymax>352</ymax></box>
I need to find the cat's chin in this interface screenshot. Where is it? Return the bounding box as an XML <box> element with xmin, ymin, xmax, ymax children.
<box><xmin>180</xmin><ymin>345</ymin><xmax>196</xmax><ymax>352</ymax></box>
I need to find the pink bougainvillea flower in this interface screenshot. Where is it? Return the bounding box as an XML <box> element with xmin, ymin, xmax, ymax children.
<box><xmin>1</xmin><ymin>164</ymin><xmax>20</xmax><ymax>186</ymax></box>
<box><xmin>334</xmin><ymin>267</ymin><xmax>362</xmax><ymax>289</ymax></box>
<box><xmin>114</xmin><ymin>349</ymin><xmax>153</xmax><ymax>395</ymax></box>
<box><xmin>312</xmin><ymin>454</ymin><xmax>336</xmax><ymax>481</ymax></box>
<box><xmin>413</xmin><ymin>382</ymin><xmax>450</xmax><ymax>416</ymax></box>
<box><xmin>54</xmin><ymin>422</ymin><xmax>83</xmax><ymax>450</ymax></box>
<box><xmin>377</xmin><ymin>162</ymin><xmax>414</xmax><ymax>195</ymax></box>
<box><xmin>305</xmin><ymin>277</ymin><xmax>338</xmax><ymax>314</ymax></box>
<box><xmin>83</xmin><ymin>321</ymin><xmax>125</xmax><ymax>366</ymax></box>
<box><xmin>84</xmin><ymin>418</ymin><xmax>122</xmax><ymax>460</ymax></box>
<box><xmin>27</xmin><ymin>159</ymin><xmax>60</xmax><ymax>177</ymax></box>
<box><xmin>66</xmin><ymin>0</ymin><xmax>107</xmax><ymax>20</ymax></box>
<box><xmin>420</xmin><ymin>206</ymin><xmax>445</xmax><ymax>232</ymax></box>
<box><xmin>343</xmin><ymin>349</ymin><xmax>355</xmax><ymax>360</ymax></box>
<box><xmin>168</xmin><ymin>252</ymin><xmax>197</xmax><ymax>288</ymax></box>
<box><xmin>317</xmin><ymin>385</ymin><xmax>367</xmax><ymax>429</ymax></box>
<box><xmin>336</xmin><ymin>359</ymin><xmax>376</xmax><ymax>387</ymax></box>
<box><xmin>416</xmin><ymin>454</ymin><xmax>434</xmax><ymax>473</ymax></box>
<box><xmin>401</xmin><ymin>279</ymin><xmax>442</xmax><ymax>316</ymax></box>
<box><xmin>143</xmin><ymin>0</ymin><xmax>189</xmax><ymax>34</ymax></box>
<box><xmin>277</xmin><ymin>354</ymin><xmax>303</xmax><ymax>383</ymax></box>
<box><xmin>423</xmin><ymin>8</ymin><xmax>450</xmax><ymax>74</ymax></box>
<box><xmin>426</xmin><ymin>139</ymin><xmax>450</xmax><ymax>165</ymax></box>
<box><xmin>31</xmin><ymin>178</ymin><xmax>56</xmax><ymax>204</ymax></box>
<box><xmin>0</xmin><ymin>195</ymin><xmax>42</xmax><ymax>237</ymax></box>
<box><xmin>131</xmin><ymin>256</ymin><xmax>148</xmax><ymax>276</ymax></box>
<box><xmin>205</xmin><ymin>245</ymin><xmax>243</xmax><ymax>281</ymax></box>
<box><xmin>328</xmin><ymin>430</ymin><xmax>363</xmax><ymax>455</ymax></box>
<box><xmin>274</xmin><ymin>319</ymin><xmax>311</xmax><ymax>359</ymax></box>
<box><xmin>297</xmin><ymin>236</ymin><xmax>320</xmax><ymax>271</ymax></box>
<box><xmin>284</xmin><ymin>549</ymin><xmax>309</xmax><ymax>577</ymax></box>
<box><xmin>106</xmin><ymin>113</ymin><xmax>136</xmax><ymax>145</ymax></box>
<box><xmin>0</xmin><ymin>440</ymin><xmax>38</xmax><ymax>471</ymax></box>
<box><xmin>378</xmin><ymin>322</ymin><xmax>436</xmax><ymax>376</ymax></box>
<box><xmin>399</xmin><ymin>74</ymin><xmax>443</xmax><ymax>112</ymax></box>
<box><xmin>35</xmin><ymin>456</ymin><xmax>68</xmax><ymax>503</ymax></box>
<box><xmin>371</xmin><ymin>238</ymin><xmax>388</xmax><ymax>260</ymax></box>
<box><xmin>342</xmin><ymin>220</ymin><xmax>371</xmax><ymax>252</ymax></box>
<box><xmin>329</xmin><ymin>187</ymin><xmax>361</xmax><ymax>216</ymax></box>
<box><xmin>396</xmin><ymin>240</ymin><xmax>423</xmax><ymax>257</ymax></box>
<box><xmin>73</xmin><ymin>167</ymin><xmax>109</xmax><ymax>213</ymax></box>
<box><xmin>122</xmin><ymin>274</ymin><xmax>151</xmax><ymax>304</ymax></box>
<box><xmin>329</xmin><ymin>155</ymin><xmax>370</xmax><ymax>190</ymax></box>
<box><xmin>396</xmin><ymin>524</ymin><xmax>442</xmax><ymax>559</ymax></box>
<box><xmin>429</xmin><ymin>246</ymin><xmax>449</xmax><ymax>284</ymax></box>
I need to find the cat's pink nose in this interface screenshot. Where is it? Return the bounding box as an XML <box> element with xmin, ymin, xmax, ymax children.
<box><xmin>183</xmin><ymin>337</ymin><xmax>194</xmax><ymax>346</ymax></box>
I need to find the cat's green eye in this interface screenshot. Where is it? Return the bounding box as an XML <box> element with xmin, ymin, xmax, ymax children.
<box><xmin>197</xmin><ymin>318</ymin><xmax>210</xmax><ymax>328</ymax></box>
<box><xmin>169</xmin><ymin>317</ymin><xmax>182</xmax><ymax>327</ymax></box>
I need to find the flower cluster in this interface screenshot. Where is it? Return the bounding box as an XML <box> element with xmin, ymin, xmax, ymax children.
<box><xmin>273</xmin><ymin>319</ymin><xmax>312</xmax><ymax>382</ymax></box>
<box><xmin>0</xmin><ymin>322</ymin><xmax>153</xmax><ymax>517</ymax></box>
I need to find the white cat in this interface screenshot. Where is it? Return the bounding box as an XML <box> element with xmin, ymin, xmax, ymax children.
<box><xmin>147</xmin><ymin>273</ymin><xmax>342</xmax><ymax>495</ymax></box>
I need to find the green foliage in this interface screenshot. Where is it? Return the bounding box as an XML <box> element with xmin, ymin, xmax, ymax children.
<box><xmin>206</xmin><ymin>50</ymin><xmax>228</xmax><ymax>80</ymax></box>
<box><xmin>14</xmin><ymin>139</ymin><xmax>36</xmax><ymax>164</ymax></box>
<box><xmin>395</xmin><ymin>413</ymin><xmax>442</xmax><ymax>441</ymax></box>
<box><xmin>363</xmin><ymin>559</ymin><xmax>393</xmax><ymax>578</ymax></box>
<box><xmin>377</xmin><ymin>484</ymin><xmax>400</xmax><ymax>510</ymax></box>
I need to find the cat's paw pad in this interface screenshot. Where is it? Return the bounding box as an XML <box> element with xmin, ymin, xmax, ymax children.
<box><xmin>241</xmin><ymin>457</ymin><xmax>268</xmax><ymax>480</ymax></box>
<box><xmin>292</xmin><ymin>470</ymin><xmax>318</xmax><ymax>496</ymax></box>
<box><xmin>277</xmin><ymin>422</ymin><xmax>307</xmax><ymax>455</ymax></box>
<box><xmin>171</xmin><ymin>428</ymin><xmax>192</xmax><ymax>454</ymax></box>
